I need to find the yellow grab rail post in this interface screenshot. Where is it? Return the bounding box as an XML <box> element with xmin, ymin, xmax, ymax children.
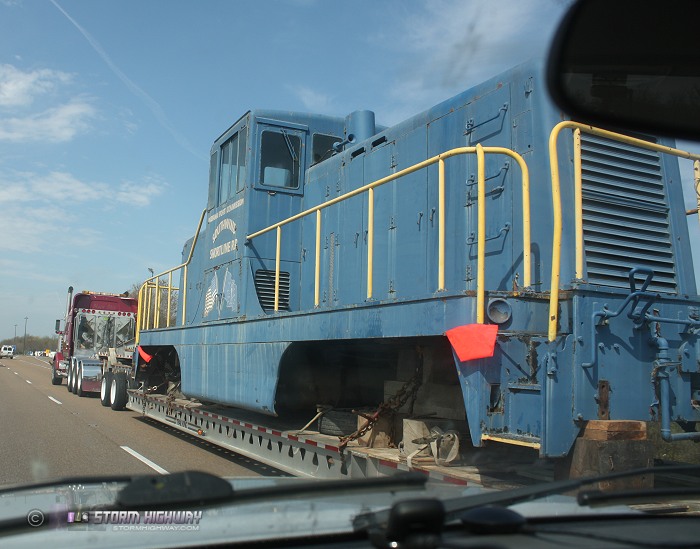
<box><xmin>166</xmin><ymin>271</ymin><xmax>173</xmax><ymax>327</ymax></box>
<box><xmin>155</xmin><ymin>277</ymin><xmax>162</xmax><ymax>329</ymax></box>
<box><xmin>438</xmin><ymin>158</ymin><xmax>446</xmax><ymax>291</ymax></box>
<box><xmin>548</xmin><ymin>121</ymin><xmax>700</xmax><ymax>342</ymax></box>
<box><xmin>695</xmin><ymin>160</ymin><xmax>700</xmax><ymax>226</ymax></box>
<box><xmin>573</xmin><ymin>128</ymin><xmax>583</xmax><ymax>280</ymax></box>
<box><xmin>314</xmin><ymin>209</ymin><xmax>321</xmax><ymax>307</ymax></box>
<box><xmin>146</xmin><ymin>282</ymin><xmax>153</xmax><ymax>331</ymax></box>
<box><xmin>181</xmin><ymin>265</ymin><xmax>188</xmax><ymax>324</ymax></box>
<box><xmin>367</xmin><ymin>187</ymin><xmax>375</xmax><ymax>299</ymax></box>
<box><xmin>476</xmin><ymin>144</ymin><xmax>486</xmax><ymax>323</ymax></box>
<box><xmin>274</xmin><ymin>226</ymin><xmax>282</xmax><ymax>312</ymax></box>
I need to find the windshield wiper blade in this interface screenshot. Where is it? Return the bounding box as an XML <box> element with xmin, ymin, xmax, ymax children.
<box><xmin>578</xmin><ymin>486</ymin><xmax>700</xmax><ymax>507</ymax></box>
<box><xmin>354</xmin><ymin>464</ymin><xmax>700</xmax><ymax>531</ymax></box>
<box><xmin>116</xmin><ymin>470</ymin><xmax>428</xmax><ymax>510</ymax></box>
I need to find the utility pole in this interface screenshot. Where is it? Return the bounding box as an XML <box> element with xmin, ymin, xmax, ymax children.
<box><xmin>14</xmin><ymin>324</ymin><xmax>17</xmax><ymax>347</ymax></box>
<box><xmin>23</xmin><ymin>317</ymin><xmax>28</xmax><ymax>354</ymax></box>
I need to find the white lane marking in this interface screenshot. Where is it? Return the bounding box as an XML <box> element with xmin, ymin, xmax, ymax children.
<box><xmin>13</xmin><ymin>372</ymin><xmax>18</xmax><ymax>375</ymax></box>
<box><xmin>120</xmin><ymin>446</ymin><xmax>169</xmax><ymax>474</ymax></box>
<box><xmin>49</xmin><ymin>396</ymin><xmax>62</xmax><ymax>405</ymax></box>
<box><xmin>26</xmin><ymin>380</ymin><xmax>32</xmax><ymax>384</ymax></box>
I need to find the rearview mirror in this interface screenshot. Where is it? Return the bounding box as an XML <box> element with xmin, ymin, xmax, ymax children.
<box><xmin>547</xmin><ymin>0</ymin><xmax>700</xmax><ymax>139</ymax></box>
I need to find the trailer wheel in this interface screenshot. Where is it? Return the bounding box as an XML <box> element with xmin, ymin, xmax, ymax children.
<box><xmin>71</xmin><ymin>364</ymin><xmax>79</xmax><ymax>394</ymax></box>
<box><xmin>110</xmin><ymin>373</ymin><xmax>128</xmax><ymax>411</ymax></box>
<box><xmin>76</xmin><ymin>365</ymin><xmax>85</xmax><ymax>397</ymax></box>
<box><xmin>67</xmin><ymin>363</ymin><xmax>75</xmax><ymax>393</ymax></box>
<box><xmin>100</xmin><ymin>371</ymin><xmax>113</xmax><ymax>407</ymax></box>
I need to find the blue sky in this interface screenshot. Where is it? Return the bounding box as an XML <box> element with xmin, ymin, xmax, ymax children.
<box><xmin>0</xmin><ymin>0</ymin><xmax>698</xmax><ymax>341</ymax></box>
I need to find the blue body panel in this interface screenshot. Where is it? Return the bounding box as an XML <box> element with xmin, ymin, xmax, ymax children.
<box><xmin>139</xmin><ymin>60</ymin><xmax>700</xmax><ymax>456</ymax></box>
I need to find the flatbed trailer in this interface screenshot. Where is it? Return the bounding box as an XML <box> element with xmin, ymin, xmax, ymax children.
<box><xmin>128</xmin><ymin>389</ymin><xmax>543</xmax><ymax>486</ymax></box>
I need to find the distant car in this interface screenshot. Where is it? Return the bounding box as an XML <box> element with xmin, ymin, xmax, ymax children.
<box><xmin>1</xmin><ymin>345</ymin><xmax>14</xmax><ymax>359</ymax></box>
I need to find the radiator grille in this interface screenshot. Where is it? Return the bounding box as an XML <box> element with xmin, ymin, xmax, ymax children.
<box><xmin>254</xmin><ymin>269</ymin><xmax>290</xmax><ymax>312</ymax></box>
<box><xmin>580</xmin><ymin>134</ymin><xmax>677</xmax><ymax>293</ymax></box>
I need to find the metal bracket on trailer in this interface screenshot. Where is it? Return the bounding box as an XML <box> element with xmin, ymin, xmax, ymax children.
<box><xmin>127</xmin><ymin>391</ymin><xmax>473</xmax><ymax>484</ymax></box>
<box><xmin>128</xmin><ymin>390</ymin><xmax>349</xmax><ymax>479</ymax></box>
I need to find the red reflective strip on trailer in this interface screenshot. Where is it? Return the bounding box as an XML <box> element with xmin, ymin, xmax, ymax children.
<box><xmin>244</xmin><ymin>423</ymin><xmax>253</xmax><ymax>429</ymax></box>
<box><xmin>287</xmin><ymin>434</ymin><xmax>299</xmax><ymax>442</ymax></box>
<box><xmin>303</xmin><ymin>439</ymin><xmax>318</xmax><ymax>447</ymax></box>
<box><xmin>379</xmin><ymin>459</ymin><xmax>398</xmax><ymax>470</ymax></box>
<box><xmin>256</xmin><ymin>426</ymin><xmax>266</xmax><ymax>433</ymax></box>
<box><xmin>441</xmin><ymin>476</ymin><xmax>469</xmax><ymax>486</ymax></box>
<box><xmin>324</xmin><ymin>445</ymin><xmax>340</xmax><ymax>452</ymax></box>
<box><xmin>271</xmin><ymin>430</ymin><xmax>282</xmax><ymax>437</ymax></box>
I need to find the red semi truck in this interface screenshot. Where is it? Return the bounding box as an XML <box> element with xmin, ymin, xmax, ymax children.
<box><xmin>52</xmin><ymin>286</ymin><xmax>137</xmax><ymax>409</ymax></box>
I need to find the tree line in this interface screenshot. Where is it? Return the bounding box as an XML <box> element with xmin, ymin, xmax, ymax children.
<box><xmin>0</xmin><ymin>335</ymin><xmax>59</xmax><ymax>354</ymax></box>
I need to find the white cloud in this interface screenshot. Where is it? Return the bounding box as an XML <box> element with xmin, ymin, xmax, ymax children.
<box><xmin>0</xmin><ymin>100</ymin><xmax>96</xmax><ymax>143</ymax></box>
<box><xmin>0</xmin><ymin>64</ymin><xmax>72</xmax><ymax>107</ymax></box>
<box><xmin>379</xmin><ymin>0</ymin><xmax>571</xmax><ymax>124</ymax></box>
<box><xmin>0</xmin><ymin>170</ymin><xmax>167</xmax><ymax>208</ymax></box>
<box><xmin>287</xmin><ymin>85</ymin><xmax>334</xmax><ymax>113</ymax></box>
<box><xmin>0</xmin><ymin>64</ymin><xmax>95</xmax><ymax>143</ymax></box>
<box><xmin>113</xmin><ymin>176</ymin><xmax>167</xmax><ymax>207</ymax></box>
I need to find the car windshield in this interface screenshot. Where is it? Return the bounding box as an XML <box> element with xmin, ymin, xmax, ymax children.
<box><xmin>0</xmin><ymin>1</ymin><xmax>699</xmax><ymax>547</ymax></box>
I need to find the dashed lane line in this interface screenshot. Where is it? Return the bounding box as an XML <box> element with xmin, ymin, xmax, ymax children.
<box><xmin>120</xmin><ymin>446</ymin><xmax>169</xmax><ymax>475</ymax></box>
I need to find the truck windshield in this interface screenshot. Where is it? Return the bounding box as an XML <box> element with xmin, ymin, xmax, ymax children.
<box><xmin>75</xmin><ymin>313</ymin><xmax>135</xmax><ymax>354</ymax></box>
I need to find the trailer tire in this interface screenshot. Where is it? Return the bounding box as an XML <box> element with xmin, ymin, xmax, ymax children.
<box><xmin>100</xmin><ymin>371</ymin><xmax>113</xmax><ymax>407</ymax></box>
<box><xmin>76</xmin><ymin>365</ymin><xmax>85</xmax><ymax>397</ymax></box>
<box><xmin>71</xmin><ymin>364</ymin><xmax>79</xmax><ymax>394</ymax></box>
<box><xmin>110</xmin><ymin>373</ymin><xmax>128</xmax><ymax>411</ymax></box>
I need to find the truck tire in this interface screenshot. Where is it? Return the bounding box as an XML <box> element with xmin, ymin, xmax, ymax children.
<box><xmin>67</xmin><ymin>364</ymin><xmax>74</xmax><ymax>393</ymax></box>
<box><xmin>110</xmin><ymin>373</ymin><xmax>128</xmax><ymax>411</ymax></box>
<box><xmin>100</xmin><ymin>371</ymin><xmax>113</xmax><ymax>407</ymax></box>
<box><xmin>51</xmin><ymin>366</ymin><xmax>62</xmax><ymax>385</ymax></box>
<box><xmin>76</xmin><ymin>365</ymin><xmax>85</xmax><ymax>397</ymax></box>
<box><xmin>71</xmin><ymin>364</ymin><xmax>79</xmax><ymax>394</ymax></box>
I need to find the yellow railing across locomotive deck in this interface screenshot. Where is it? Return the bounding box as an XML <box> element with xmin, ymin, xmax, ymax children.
<box><xmin>246</xmin><ymin>146</ymin><xmax>532</xmax><ymax>322</ymax></box>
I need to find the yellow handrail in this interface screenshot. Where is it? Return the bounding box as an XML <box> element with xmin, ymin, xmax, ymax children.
<box><xmin>548</xmin><ymin>121</ymin><xmax>700</xmax><ymax>342</ymax></box>
<box><xmin>135</xmin><ymin>208</ymin><xmax>207</xmax><ymax>344</ymax></box>
<box><xmin>247</xmin><ymin>146</ymin><xmax>531</xmax><ymax>317</ymax></box>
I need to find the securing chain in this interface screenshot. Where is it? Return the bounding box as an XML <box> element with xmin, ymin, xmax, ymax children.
<box><xmin>338</xmin><ymin>348</ymin><xmax>423</xmax><ymax>450</ymax></box>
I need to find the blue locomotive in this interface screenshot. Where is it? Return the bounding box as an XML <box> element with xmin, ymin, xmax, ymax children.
<box><xmin>135</xmin><ymin>59</ymin><xmax>700</xmax><ymax>458</ymax></box>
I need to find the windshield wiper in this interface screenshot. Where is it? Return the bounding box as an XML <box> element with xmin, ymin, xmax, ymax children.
<box><xmin>578</xmin><ymin>486</ymin><xmax>700</xmax><ymax>507</ymax></box>
<box><xmin>353</xmin><ymin>464</ymin><xmax>700</xmax><ymax>531</ymax></box>
<box><xmin>116</xmin><ymin>470</ymin><xmax>428</xmax><ymax>510</ymax></box>
<box><xmin>281</xmin><ymin>130</ymin><xmax>299</xmax><ymax>165</ymax></box>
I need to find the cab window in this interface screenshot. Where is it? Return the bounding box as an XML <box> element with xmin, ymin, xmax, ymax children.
<box><xmin>312</xmin><ymin>133</ymin><xmax>341</xmax><ymax>165</ymax></box>
<box><xmin>219</xmin><ymin>128</ymin><xmax>247</xmax><ymax>204</ymax></box>
<box><xmin>260</xmin><ymin>130</ymin><xmax>301</xmax><ymax>189</ymax></box>
<box><xmin>207</xmin><ymin>151</ymin><xmax>217</xmax><ymax>210</ymax></box>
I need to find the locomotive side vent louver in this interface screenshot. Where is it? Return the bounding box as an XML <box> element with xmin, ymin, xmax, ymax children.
<box><xmin>580</xmin><ymin>134</ymin><xmax>677</xmax><ymax>293</ymax></box>
<box><xmin>254</xmin><ymin>269</ymin><xmax>291</xmax><ymax>312</ymax></box>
